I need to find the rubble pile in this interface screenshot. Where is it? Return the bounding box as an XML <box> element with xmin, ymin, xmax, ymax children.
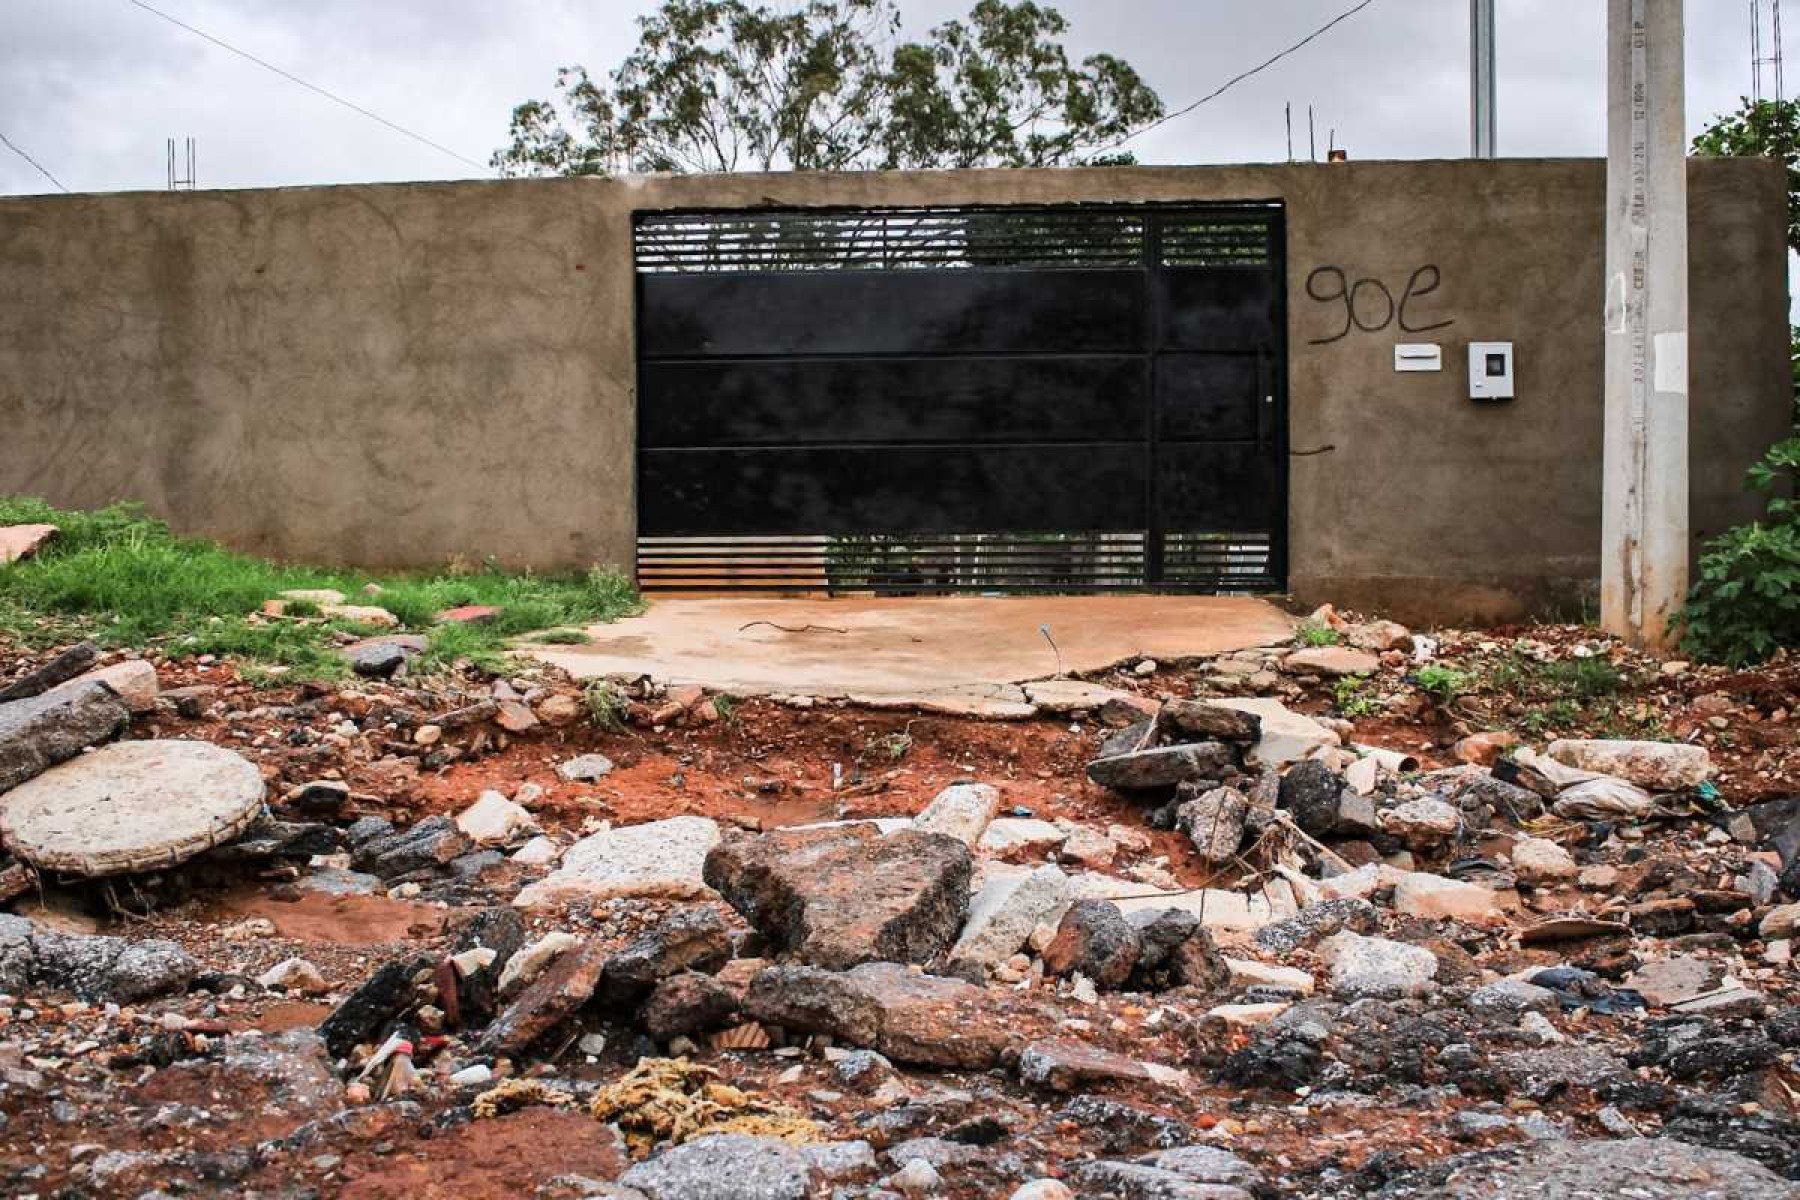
<box><xmin>0</xmin><ymin>612</ymin><xmax>1797</xmax><ymax>1199</ymax></box>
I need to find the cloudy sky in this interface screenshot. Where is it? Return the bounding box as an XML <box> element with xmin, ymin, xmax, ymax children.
<box><xmin>0</xmin><ymin>0</ymin><xmax>1774</xmax><ymax>196</ymax></box>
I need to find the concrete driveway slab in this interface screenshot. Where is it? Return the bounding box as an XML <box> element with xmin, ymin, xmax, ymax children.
<box><xmin>532</xmin><ymin>595</ymin><xmax>1293</xmax><ymax>716</ymax></box>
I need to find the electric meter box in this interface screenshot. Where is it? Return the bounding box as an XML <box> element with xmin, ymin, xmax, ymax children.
<box><xmin>1468</xmin><ymin>342</ymin><xmax>1515</xmax><ymax>401</ymax></box>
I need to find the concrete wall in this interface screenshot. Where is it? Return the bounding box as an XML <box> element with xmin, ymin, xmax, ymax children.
<box><xmin>0</xmin><ymin>159</ymin><xmax>1789</xmax><ymax>623</ymax></box>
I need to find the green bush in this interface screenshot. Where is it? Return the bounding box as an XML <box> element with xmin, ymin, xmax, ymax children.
<box><xmin>1680</xmin><ymin>436</ymin><xmax>1800</xmax><ymax>666</ymax></box>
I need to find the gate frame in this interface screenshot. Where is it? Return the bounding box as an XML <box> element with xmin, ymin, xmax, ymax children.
<box><xmin>629</xmin><ymin>198</ymin><xmax>1291</xmax><ymax>594</ymax></box>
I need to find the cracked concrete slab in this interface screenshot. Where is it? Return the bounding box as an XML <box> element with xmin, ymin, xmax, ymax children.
<box><xmin>532</xmin><ymin>595</ymin><xmax>1293</xmax><ymax>716</ymax></box>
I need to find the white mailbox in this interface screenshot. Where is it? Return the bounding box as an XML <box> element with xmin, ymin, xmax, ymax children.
<box><xmin>1468</xmin><ymin>341</ymin><xmax>1515</xmax><ymax>400</ymax></box>
<box><xmin>1393</xmin><ymin>343</ymin><xmax>1442</xmax><ymax>373</ymax></box>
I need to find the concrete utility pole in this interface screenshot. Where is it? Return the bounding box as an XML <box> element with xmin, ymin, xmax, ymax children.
<box><xmin>1471</xmin><ymin>0</ymin><xmax>1497</xmax><ymax>157</ymax></box>
<box><xmin>1602</xmin><ymin>0</ymin><xmax>1689</xmax><ymax>649</ymax></box>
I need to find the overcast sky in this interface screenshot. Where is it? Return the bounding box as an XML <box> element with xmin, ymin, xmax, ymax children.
<box><xmin>0</xmin><ymin>0</ymin><xmax>1775</xmax><ymax>196</ymax></box>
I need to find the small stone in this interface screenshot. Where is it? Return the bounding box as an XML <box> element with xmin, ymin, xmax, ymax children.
<box><xmin>497</xmin><ymin>931</ymin><xmax>580</xmax><ymax>997</ymax></box>
<box><xmin>511</xmin><ymin>835</ymin><xmax>560</xmax><ymax>866</ymax></box>
<box><xmin>1758</xmin><ymin>903</ymin><xmax>1799</xmax><ymax>940</ymax></box>
<box><xmin>1624</xmin><ymin>956</ymin><xmax>1724</xmax><ymax>1006</ymax></box>
<box><xmin>495</xmin><ymin>700</ymin><xmax>539</xmax><ymax>734</ymax></box>
<box><xmin>321</xmin><ymin>604</ymin><xmax>399</xmax><ymax>628</ymax></box>
<box><xmin>1174</xmin><ymin>786</ymin><xmax>1250</xmax><ymax>865</ymax></box>
<box><xmin>0</xmin><ymin>523</ymin><xmax>58</xmax><ymax>564</ymax></box>
<box><xmin>1578</xmin><ymin>864</ymin><xmax>1620</xmax><ymax>891</ymax></box>
<box><xmin>455</xmin><ymin>791</ymin><xmax>538</xmax><ymax>848</ymax></box>
<box><xmin>1381</xmin><ymin>797</ymin><xmax>1462</xmax><ymax>847</ymax></box>
<box><xmin>620</xmin><ymin>1134</ymin><xmax>816</xmax><ymax>1200</ymax></box>
<box><xmin>557</xmin><ymin>753</ymin><xmax>615</xmax><ymax>782</ymax></box>
<box><xmin>1319</xmin><ymin>931</ymin><xmax>1438</xmax><ymax>999</ymax></box>
<box><xmin>436</xmin><ymin>604</ymin><xmax>502</xmax><ymax>625</ymax></box>
<box><xmin>887</xmin><ymin>1157</ymin><xmax>941</xmax><ymax>1196</ymax></box>
<box><xmin>257</xmin><ymin>957</ymin><xmax>328</xmax><ymax>995</ymax></box>
<box><xmin>1510</xmin><ymin>836</ymin><xmax>1578</xmax><ymax>885</ymax></box>
<box><xmin>1452</xmin><ymin>731</ymin><xmax>1519</xmax><ymax>766</ymax></box>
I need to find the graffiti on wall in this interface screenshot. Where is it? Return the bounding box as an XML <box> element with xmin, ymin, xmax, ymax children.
<box><xmin>1304</xmin><ymin>264</ymin><xmax>1454</xmax><ymax>345</ymax></box>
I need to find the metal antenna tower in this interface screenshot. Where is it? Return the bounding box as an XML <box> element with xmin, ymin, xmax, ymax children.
<box><xmin>166</xmin><ymin>137</ymin><xmax>196</xmax><ymax>190</ymax></box>
<box><xmin>1753</xmin><ymin>0</ymin><xmax>1785</xmax><ymax>103</ymax></box>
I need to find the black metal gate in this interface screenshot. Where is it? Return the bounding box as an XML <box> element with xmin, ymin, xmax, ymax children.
<box><xmin>633</xmin><ymin>202</ymin><xmax>1286</xmax><ymax>593</ymax></box>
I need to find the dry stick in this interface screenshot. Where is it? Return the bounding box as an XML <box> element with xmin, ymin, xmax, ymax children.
<box><xmin>736</xmin><ymin>621</ymin><xmax>847</xmax><ymax>635</ymax></box>
<box><xmin>1268</xmin><ymin>809</ymin><xmax>1355</xmax><ymax>875</ymax></box>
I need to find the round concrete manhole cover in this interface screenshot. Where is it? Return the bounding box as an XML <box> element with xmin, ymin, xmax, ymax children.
<box><xmin>0</xmin><ymin>740</ymin><xmax>265</xmax><ymax>876</ymax></box>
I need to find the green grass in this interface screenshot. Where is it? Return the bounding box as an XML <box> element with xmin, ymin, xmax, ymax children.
<box><xmin>0</xmin><ymin>498</ymin><xmax>640</xmax><ymax>680</ymax></box>
<box><xmin>1333</xmin><ymin>673</ymin><xmax>1381</xmax><ymax>718</ymax></box>
<box><xmin>1296</xmin><ymin>621</ymin><xmax>1341</xmax><ymax>647</ymax></box>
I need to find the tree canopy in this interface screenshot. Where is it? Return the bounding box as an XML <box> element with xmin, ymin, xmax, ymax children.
<box><xmin>492</xmin><ymin>0</ymin><xmax>1163</xmax><ymax>176</ymax></box>
<box><xmin>1692</xmin><ymin>96</ymin><xmax>1800</xmax><ymax>254</ymax></box>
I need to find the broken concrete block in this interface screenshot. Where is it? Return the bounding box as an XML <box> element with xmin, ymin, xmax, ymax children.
<box><xmin>1545</xmin><ymin>739</ymin><xmax>1711</xmax><ymax>791</ymax></box>
<box><xmin>1320</xmin><ymin>931</ymin><xmax>1438</xmax><ymax>999</ymax></box>
<box><xmin>705</xmin><ymin>825</ymin><xmax>971</xmax><ymax>970</ymax></box>
<box><xmin>1087</xmin><ymin>742</ymin><xmax>1235</xmax><ymax>791</ymax></box>
<box><xmin>1392</xmin><ymin>872</ymin><xmax>1503</xmax><ymax>922</ymax></box>
<box><xmin>514</xmin><ymin>816</ymin><xmax>720</xmax><ymax>908</ymax></box>
<box><xmin>912</xmin><ymin>782</ymin><xmax>1000</xmax><ymax>847</ymax></box>
<box><xmin>952</xmin><ymin>864</ymin><xmax>1072</xmax><ymax>971</ymax></box>
<box><xmin>0</xmin><ymin>682</ymin><xmax>131</xmax><ymax>794</ymax></box>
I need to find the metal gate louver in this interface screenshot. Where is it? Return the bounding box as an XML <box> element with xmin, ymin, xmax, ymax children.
<box><xmin>633</xmin><ymin>202</ymin><xmax>1286</xmax><ymax>594</ymax></box>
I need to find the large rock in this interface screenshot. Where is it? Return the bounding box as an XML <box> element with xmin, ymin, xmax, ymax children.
<box><xmin>1377</xmin><ymin>1137</ymin><xmax>1794</xmax><ymax>1200</ymax></box>
<box><xmin>639</xmin><ymin>972</ymin><xmax>740</xmax><ymax>1038</ymax></box>
<box><xmin>1174</xmin><ymin>787</ymin><xmax>1250</xmax><ymax>865</ymax></box>
<box><xmin>1254</xmin><ymin>898</ymin><xmax>1379</xmax><ymax>954</ymax></box>
<box><xmin>514</xmin><ymin>816</ymin><xmax>720</xmax><ymax>908</ymax></box>
<box><xmin>0</xmin><ymin>682</ymin><xmax>130</xmax><ymax>794</ymax></box>
<box><xmin>58</xmin><ymin>661</ymin><xmax>160</xmax><ymax>714</ymax></box>
<box><xmin>1210</xmin><ymin>698</ymin><xmax>1341</xmax><ymax>767</ymax></box>
<box><xmin>0</xmin><ymin>739</ymin><xmax>264</xmax><ymax>876</ymax></box>
<box><xmin>1380</xmin><ymin>797</ymin><xmax>1463</xmax><ymax>848</ymax></box>
<box><xmin>1392</xmin><ymin>872</ymin><xmax>1503</xmax><ymax>922</ymax></box>
<box><xmin>978</xmin><ymin>818</ymin><xmax>1067</xmax><ymax>857</ymax></box>
<box><xmin>1545</xmin><ymin>738</ymin><xmax>1711</xmax><ymax>791</ymax></box>
<box><xmin>1282</xmin><ymin>646</ymin><xmax>1380</xmax><ymax>677</ymax></box>
<box><xmin>745</xmin><ymin>961</ymin><xmax>1015</xmax><ymax>1069</ymax></box>
<box><xmin>1510</xmin><ymin>836</ymin><xmax>1578</xmax><ymax>885</ymax></box>
<box><xmin>1319</xmin><ymin>931</ymin><xmax>1438</xmax><ymax>999</ymax></box>
<box><xmin>0</xmin><ymin>523</ymin><xmax>57</xmax><ymax>564</ymax></box>
<box><xmin>1278</xmin><ymin>759</ymin><xmax>1372</xmax><ymax>839</ymax></box>
<box><xmin>1067</xmin><ymin>1161</ymin><xmax>1252</xmax><ymax>1200</ymax></box>
<box><xmin>951</xmin><ymin>864</ymin><xmax>1072</xmax><ymax>971</ymax></box>
<box><xmin>620</xmin><ymin>1134</ymin><xmax>817</xmax><ymax>1200</ymax></box>
<box><xmin>350</xmin><ymin>815</ymin><xmax>470</xmax><ymax>878</ymax></box>
<box><xmin>475</xmin><ymin>939</ymin><xmax>610</xmax><ymax>1057</ymax></box>
<box><xmin>319</xmin><ymin>955</ymin><xmax>434</xmax><ymax>1057</ymax></box>
<box><xmin>1087</xmin><ymin>743</ymin><xmax>1236</xmax><ymax>792</ymax></box>
<box><xmin>1159</xmin><ymin>699</ymin><xmax>1262</xmax><ymax>743</ymax></box>
<box><xmin>1042</xmin><ymin>900</ymin><xmax>1141</xmax><ymax>989</ymax></box>
<box><xmin>1018</xmin><ymin>1039</ymin><xmax>1191</xmax><ymax>1093</ymax></box>
<box><xmin>598</xmin><ymin>907</ymin><xmax>731</xmax><ymax>1007</ymax></box>
<box><xmin>15</xmin><ymin>920</ymin><xmax>197</xmax><ymax>1003</ymax></box>
<box><xmin>912</xmin><ymin>782</ymin><xmax>1000</xmax><ymax>847</ymax></box>
<box><xmin>704</xmin><ymin>825</ymin><xmax>971</xmax><ymax>970</ymax></box>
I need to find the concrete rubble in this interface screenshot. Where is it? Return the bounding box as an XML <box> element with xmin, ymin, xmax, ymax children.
<box><xmin>0</xmin><ymin>611</ymin><xmax>1795</xmax><ymax>1198</ymax></box>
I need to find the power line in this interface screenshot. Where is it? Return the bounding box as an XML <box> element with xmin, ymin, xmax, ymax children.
<box><xmin>122</xmin><ymin>0</ymin><xmax>488</xmax><ymax>172</ymax></box>
<box><xmin>0</xmin><ymin>130</ymin><xmax>70</xmax><ymax>193</ymax></box>
<box><xmin>1100</xmin><ymin>0</ymin><xmax>1383</xmax><ymax>154</ymax></box>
